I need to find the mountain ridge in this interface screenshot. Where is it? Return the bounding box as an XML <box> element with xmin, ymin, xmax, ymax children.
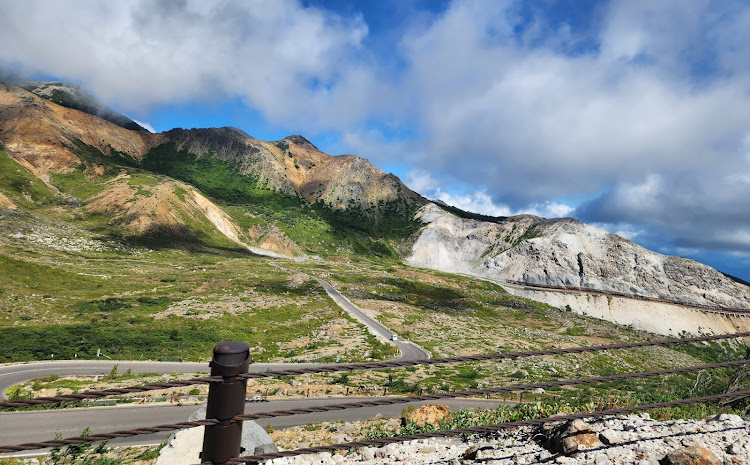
<box><xmin>407</xmin><ymin>203</ymin><xmax>750</xmax><ymax>309</ymax></box>
<box><xmin>1</xmin><ymin>81</ymin><xmax>748</xmax><ymax>314</ymax></box>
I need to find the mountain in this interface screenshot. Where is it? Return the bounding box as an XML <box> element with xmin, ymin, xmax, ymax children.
<box><xmin>407</xmin><ymin>203</ymin><xmax>750</xmax><ymax>309</ymax></box>
<box><xmin>0</xmin><ymin>81</ymin><xmax>748</xmax><ymax>313</ymax></box>
<box><xmin>0</xmin><ymin>83</ymin><xmax>159</xmax><ymax>183</ymax></box>
<box><xmin>21</xmin><ymin>80</ymin><xmax>147</xmax><ymax>131</ymax></box>
<box><xmin>0</xmin><ymin>83</ymin><xmax>423</xmax><ymax>258</ymax></box>
<box><xmin>158</xmin><ymin>128</ymin><xmax>422</xmax><ymax>214</ymax></box>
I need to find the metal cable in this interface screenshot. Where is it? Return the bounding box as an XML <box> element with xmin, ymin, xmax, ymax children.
<box><xmin>239</xmin><ymin>331</ymin><xmax>750</xmax><ymax>379</ymax></box>
<box><xmin>0</xmin><ymin>419</ymin><xmax>219</xmax><ymax>454</ymax></box>
<box><xmin>2</xmin><ymin>358</ymin><xmax>747</xmax><ymax>454</ymax></box>
<box><xmin>230</xmin><ymin>388</ymin><xmax>750</xmax><ymax>464</ymax></box>
<box><xmin>0</xmin><ymin>376</ymin><xmax>220</xmax><ymax>409</ymax></box>
<box><xmin>3</xmin><ymin>331</ymin><xmax>748</xmax><ymax>409</ymax></box>
<box><xmin>231</xmin><ymin>359</ymin><xmax>750</xmax><ymax>422</ymax></box>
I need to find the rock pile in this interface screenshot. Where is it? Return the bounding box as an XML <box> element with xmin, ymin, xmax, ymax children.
<box><xmin>263</xmin><ymin>413</ymin><xmax>750</xmax><ymax>465</ymax></box>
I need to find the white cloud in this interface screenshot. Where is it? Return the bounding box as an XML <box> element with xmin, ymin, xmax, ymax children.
<box><xmin>2</xmin><ymin>0</ymin><xmax>750</xmax><ymax>258</ymax></box>
<box><xmin>131</xmin><ymin>119</ymin><xmax>155</xmax><ymax>133</ymax></box>
<box><xmin>591</xmin><ymin>223</ymin><xmax>645</xmax><ymax>241</ymax></box>
<box><xmin>403</xmin><ymin>169</ymin><xmax>439</xmax><ymax>195</ymax></box>
<box><xmin>675</xmin><ymin>247</ymin><xmax>701</xmax><ymax>257</ymax></box>
<box><xmin>395</xmin><ymin>0</ymin><xmax>750</xmax><ymax>254</ymax></box>
<box><xmin>520</xmin><ymin>201</ymin><xmax>574</xmax><ymax>218</ymax></box>
<box><xmin>0</xmin><ymin>0</ymin><xmax>371</xmax><ymax>129</ymax></box>
<box><xmin>404</xmin><ymin>169</ymin><xmax>573</xmax><ymax>218</ymax></box>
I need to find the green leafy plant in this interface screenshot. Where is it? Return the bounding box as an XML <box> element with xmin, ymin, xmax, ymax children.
<box><xmin>46</xmin><ymin>427</ymin><xmax>121</xmax><ymax>464</ymax></box>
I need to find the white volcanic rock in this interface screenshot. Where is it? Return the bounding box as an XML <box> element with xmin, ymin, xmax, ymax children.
<box><xmin>408</xmin><ymin>203</ymin><xmax>750</xmax><ymax>309</ymax></box>
<box><xmin>264</xmin><ymin>414</ymin><xmax>750</xmax><ymax>465</ymax></box>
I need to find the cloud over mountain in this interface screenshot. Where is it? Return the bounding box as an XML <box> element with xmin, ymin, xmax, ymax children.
<box><xmin>3</xmin><ymin>0</ymin><xmax>750</xmax><ymax>266</ymax></box>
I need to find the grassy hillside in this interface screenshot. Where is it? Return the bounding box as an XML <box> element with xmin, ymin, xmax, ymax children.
<box><xmin>0</xmin><ymin>150</ymin><xmax>61</xmax><ymax>208</ymax></box>
<box><xmin>141</xmin><ymin>142</ymin><xmax>422</xmax><ymax>258</ymax></box>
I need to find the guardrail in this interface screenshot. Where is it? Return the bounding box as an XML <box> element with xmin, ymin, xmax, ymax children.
<box><xmin>2</xmin><ymin>331</ymin><xmax>750</xmax><ymax>464</ymax></box>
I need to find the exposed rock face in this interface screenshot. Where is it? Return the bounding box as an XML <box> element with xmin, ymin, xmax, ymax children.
<box><xmin>162</xmin><ymin>128</ymin><xmax>423</xmax><ymax>215</ymax></box>
<box><xmin>408</xmin><ymin>203</ymin><xmax>750</xmax><ymax>309</ymax></box>
<box><xmin>0</xmin><ymin>85</ymin><xmax>420</xmax><ymax>219</ymax></box>
<box><xmin>247</xmin><ymin>223</ymin><xmax>303</xmax><ymax>257</ymax></box>
<box><xmin>0</xmin><ymin>192</ymin><xmax>16</xmax><ymax>209</ymax></box>
<box><xmin>85</xmin><ymin>176</ymin><xmax>244</xmax><ymax>242</ymax></box>
<box><xmin>163</xmin><ymin>127</ymin><xmax>297</xmax><ymax>195</ymax></box>
<box><xmin>0</xmin><ymin>85</ymin><xmax>161</xmax><ymax>183</ymax></box>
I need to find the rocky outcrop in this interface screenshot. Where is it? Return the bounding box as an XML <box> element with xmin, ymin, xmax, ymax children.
<box><xmin>0</xmin><ymin>192</ymin><xmax>16</xmax><ymax>209</ymax></box>
<box><xmin>403</xmin><ymin>404</ymin><xmax>451</xmax><ymax>427</ymax></box>
<box><xmin>163</xmin><ymin>128</ymin><xmax>423</xmax><ymax>216</ymax></box>
<box><xmin>263</xmin><ymin>414</ymin><xmax>750</xmax><ymax>465</ymax></box>
<box><xmin>0</xmin><ymin>85</ymin><xmax>161</xmax><ymax>183</ymax></box>
<box><xmin>163</xmin><ymin>127</ymin><xmax>298</xmax><ymax>195</ymax></box>
<box><xmin>408</xmin><ymin>203</ymin><xmax>750</xmax><ymax>309</ymax></box>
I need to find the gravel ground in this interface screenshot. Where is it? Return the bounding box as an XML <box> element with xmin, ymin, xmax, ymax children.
<box><xmin>263</xmin><ymin>413</ymin><xmax>750</xmax><ymax>465</ymax></box>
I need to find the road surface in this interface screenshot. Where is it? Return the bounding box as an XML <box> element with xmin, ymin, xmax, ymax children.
<box><xmin>0</xmin><ymin>267</ymin><xmax>438</xmax><ymax>455</ymax></box>
<box><xmin>0</xmin><ymin>397</ymin><xmax>508</xmax><ymax>454</ymax></box>
<box><xmin>312</xmin><ymin>276</ymin><xmax>431</xmax><ymax>361</ymax></box>
<box><xmin>1</xmin><ymin>266</ymin><xmax>429</xmax><ymax>401</ymax></box>
<box><xmin>273</xmin><ymin>263</ymin><xmax>431</xmax><ymax>362</ymax></box>
<box><xmin>0</xmin><ymin>360</ymin><xmax>332</xmax><ymax>402</ymax></box>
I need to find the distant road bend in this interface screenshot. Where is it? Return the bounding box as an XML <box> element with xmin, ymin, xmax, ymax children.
<box><xmin>0</xmin><ymin>268</ymin><xmax>435</xmax><ymax>453</ymax></box>
<box><xmin>0</xmin><ymin>267</ymin><xmax>429</xmax><ymax>400</ymax></box>
<box><xmin>271</xmin><ymin>262</ymin><xmax>431</xmax><ymax>362</ymax></box>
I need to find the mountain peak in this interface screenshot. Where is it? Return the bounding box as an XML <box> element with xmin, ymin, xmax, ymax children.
<box><xmin>283</xmin><ymin>135</ymin><xmax>317</xmax><ymax>150</ymax></box>
<box><xmin>20</xmin><ymin>80</ymin><xmax>147</xmax><ymax>132</ymax></box>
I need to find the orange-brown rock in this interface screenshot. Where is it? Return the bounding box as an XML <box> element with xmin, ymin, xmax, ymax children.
<box><xmin>162</xmin><ymin>128</ymin><xmax>423</xmax><ymax>215</ymax></box>
<box><xmin>249</xmin><ymin>224</ymin><xmax>302</xmax><ymax>257</ymax></box>
<box><xmin>662</xmin><ymin>446</ymin><xmax>721</xmax><ymax>465</ymax></box>
<box><xmin>0</xmin><ymin>192</ymin><xmax>16</xmax><ymax>209</ymax></box>
<box><xmin>405</xmin><ymin>404</ymin><xmax>451</xmax><ymax>427</ymax></box>
<box><xmin>0</xmin><ymin>85</ymin><xmax>162</xmax><ymax>184</ymax></box>
<box><xmin>551</xmin><ymin>419</ymin><xmax>603</xmax><ymax>455</ymax></box>
<box><xmin>85</xmin><ymin>177</ymin><xmax>244</xmax><ymax>243</ymax></box>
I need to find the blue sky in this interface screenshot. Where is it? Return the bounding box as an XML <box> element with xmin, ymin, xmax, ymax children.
<box><xmin>1</xmin><ymin>0</ymin><xmax>749</xmax><ymax>281</ymax></box>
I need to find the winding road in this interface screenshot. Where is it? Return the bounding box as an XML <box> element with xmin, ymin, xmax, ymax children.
<box><xmin>1</xmin><ymin>397</ymin><xmax>507</xmax><ymax>455</ymax></box>
<box><xmin>310</xmin><ymin>273</ymin><xmax>431</xmax><ymax>362</ymax></box>
<box><xmin>1</xmin><ymin>269</ymin><xmax>433</xmax><ymax>453</ymax></box>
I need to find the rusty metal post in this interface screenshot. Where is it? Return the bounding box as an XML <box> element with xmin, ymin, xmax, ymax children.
<box><xmin>201</xmin><ymin>341</ymin><xmax>251</xmax><ymax>465</ymax></box>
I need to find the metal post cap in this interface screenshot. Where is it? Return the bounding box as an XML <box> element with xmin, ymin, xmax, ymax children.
<box><xmin>212</xmin><ymin>341</ymin><xmax>250</xmax><ymax>368</ymax></box>
<box><xmin>213</xmin><ymin>341</ymin><xmax>250</xmax><ymax>355</ymax></box>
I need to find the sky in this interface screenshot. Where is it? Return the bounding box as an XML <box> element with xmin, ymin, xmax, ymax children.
<box><xmin>1</xmin><ymin>0</ymin><xmax>749</xmax><ymax>280</ymax></box>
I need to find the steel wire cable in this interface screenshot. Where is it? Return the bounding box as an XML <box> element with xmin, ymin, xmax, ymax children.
<box><xmin>0</xmin><ymin>419</ymin><xmax>220</xmax><ymax>454</ymax></box>
<box><xmin>231</xmin><ymin>359</ymin><xmax>750</xmax><ymax>422</ymax></box>
<box><xmin>0</xmin><ymin>376</ymin><xmax>220</xmax><ymax>409</ymax></box>
<box><xmin>228</xmin><ymin>388</ymin><xmax>750</xmax><ymax>464</ymax></box>
<box><xmin>2</xmin><ymin>358</ymin><xmax>749</xmax><ymax>454</ymax></box>
<box><xmin>238</xmin><ymin>331</ymin><xmax>750</xmax><ymax>379</ymax></box>
<box><xmin>3</xmin><ymin>331</ymin><xmax>749</xmax><ymax>410</ymax></box>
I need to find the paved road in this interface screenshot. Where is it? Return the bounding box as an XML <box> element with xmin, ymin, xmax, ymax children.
<box><xmin>274</xmin><ymin>263</ymin><xmax>431</xmax><ymax>362</ymax></box>
<box><xmin>0</xmin><ymin>397</ymin><xmax>508</xmax><ymax>454</ymax></box>
<box><xmin>0</xmin><ymin>360</ymin><xmax>329</xmax><ymax>402</ymax></box>
<box><xmin>0</xmin><ymin>266</ymin><xmax>436</xmax><ymax>455</ymax></box>
<box><xmin>1</xmin><ymin>267</ymin><xmax>429</xmax><ymax>400</ymax></box>
<box><xmin>312</xmin><ymin>276</ymin><xmax>431</xmax><ymax>361</ymax></box>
